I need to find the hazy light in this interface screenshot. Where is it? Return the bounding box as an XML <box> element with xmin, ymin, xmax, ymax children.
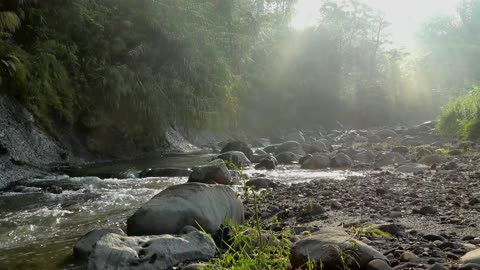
<box><xmin>291</xmin><ymin>0</ymin><xmax>460</xmax><ymax>48</ymax></box>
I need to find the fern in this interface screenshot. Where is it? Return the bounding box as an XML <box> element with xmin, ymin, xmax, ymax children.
<box><xmin>0</xmin><ymin>12</ymin><xmax>21</xmax><ymax>32</ymax></box>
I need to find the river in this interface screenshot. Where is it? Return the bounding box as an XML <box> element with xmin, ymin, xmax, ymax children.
<box><xmin>0</xmin><ymin>153</ymin><xmax>361</xmax><ymax>269</ymax></box>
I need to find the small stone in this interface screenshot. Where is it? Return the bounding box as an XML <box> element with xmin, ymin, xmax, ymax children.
<box><xmin>399</xmin><ymin>251</ymin><xmax>422</xmax><ymax>263</ymax></box>
<box><xmin>366</xmin><ymin>259</ymin><xmax>393</xmax><ymax>270</ymax></box>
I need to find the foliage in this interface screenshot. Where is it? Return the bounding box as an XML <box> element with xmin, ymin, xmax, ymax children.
<box><xmin>438</xmin><ymin>89</ymin><xmax>480</xmax><ymax>141</ymax></box>
<box><xmin>0</xmin><ymin>0</ymin><xmax>294</xmax><ymax>153</ymax></box>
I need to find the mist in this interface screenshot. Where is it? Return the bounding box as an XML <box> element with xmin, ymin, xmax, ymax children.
<box><xmin>1</xmin><ymin>0</ymin><xmax>480</xmax><ymax>269</ymax></box>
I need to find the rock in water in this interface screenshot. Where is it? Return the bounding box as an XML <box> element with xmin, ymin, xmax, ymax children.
<box><xmin>127</xmin><ymin>183</ymin><xmax>244</xmax><ymax>236</ymax></box>
<box><xmin>246</xmin><ymin>178</ymin><xmax>278</xmax><ymax>190</ymax></box>
<box><xmin>330</xmin><ymin>153</ymin><xmax>354</xmax><ymax>168</ymax></box>
<box><xmin>216</xmin><ymin>151</ymin><xmax>251</xmax><ymax>168</ymax></box>
<box><xmin>221</xmin><ymin>141</ymin><xmax>253</xmax><ymax>160</ymax></box>
<box><xmin>301</xmin><ymin>155</ymin><xmax>330</xmax><ymax>170</ymax></box>
<box><xmin>74</xmin><ymin>228</ymin><xmax>126</xmax><ymax>260</ymax></box>
<box><xmin>88</xmin><ymin>231</ymin><xmax>215</xmax><ymax>270</ymax></box>
<box><xmin>275</xmin><ymin>152</ymin><xmax>301</xmax><ymax>164</ymax></box>
<box><xmin>188</xmin><ymin>159</ymin><xmax>232</xmax><ymax>185</ymax></box>
<box><xmin>290</xmin><ymin>227</ymin><xmax>387</xmax><ymax>270</ymax></box>
<box><xmin>276</xmin><ymin>141</ymin><xmax>306</xmax><ymax>156</ymax></box>
<box><xmin>255</xmin><ymin>156</ymin><xmax>277</xmax><ymax>170</ymax></box>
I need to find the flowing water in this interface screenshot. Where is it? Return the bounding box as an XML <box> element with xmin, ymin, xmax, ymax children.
<box><xmin>0</xmin><ymin>153</ymin><xmax>362</xmax><ymax>270</ymax></box>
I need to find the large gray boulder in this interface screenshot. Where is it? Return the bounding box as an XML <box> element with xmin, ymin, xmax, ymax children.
<box><xmin>188</xmin><ymin>159</ymin><xmax>232</xmax><ymax>185</ymax></box>
<box><xmin>330</xmin><ymin>153</ymin><xmax>354</xmax><ymax>168</ymax></box>
<box><xmin>88</xmin><ymin>231</ymin><xmax>215</xmax><ymax>270</ymax></box>
<box><xmin>275</xmin><ymin>152</ymin><xmax>301</xmax><ymax>164</ymax></box>
<box><xmin>221</xmin><ymin>141</ymin><xmax>253</xmax><ymax>160</ymax></box>
<box><xmin>216</xmin><ymin>151</ymin><xmax>251</xmax><ymax>168</ymax></box>
<box><xmin>276</xmin><ymin>141</ymin><xmax>306</xmax><ymax>156</ymax></box>
<box><xmin>127</xmin><ymin>183</ymin><xmax>244</xmax><ymax>236</ymax></box>
<box><xmin>290</xmin><ymin>227</ymin><xmax>387</xmax><ymax>270</ymax></box>
<box><xmin>74</xmin><ymin>228</ymin><xmax>126</xmax><ymax>260</ymax></box>
<box><xmin>301</xmin><ymin>155</ymin><xmax>330</xmax><ymax>170</ymax></box>
<box><xmin>374</xmin><ymin>152</ymin><xmax>407</xmax><ymax>168</ymax></box>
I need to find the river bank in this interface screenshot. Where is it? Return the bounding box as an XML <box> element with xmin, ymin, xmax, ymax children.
<box><xmin>2</xmin><ymin>106</ymin><xmax>480</xmax><ymax>269</ymax></box>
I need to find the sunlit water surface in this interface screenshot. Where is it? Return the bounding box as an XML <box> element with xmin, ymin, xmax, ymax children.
<box><xmin>0</xmin><ymin>153</ymin><xmax>362</xmax><ymax>269</ymax></box>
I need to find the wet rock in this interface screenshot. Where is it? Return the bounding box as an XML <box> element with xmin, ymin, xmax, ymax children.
<box><xmin>254</xmin><ymin>156</ymin><xmax>277</xmax><ymax>170</ymax></box>
<box><xmin>188</xmin><ymin>159</ymin><xmax>232</xmax><ymax>185</ymax></box>
<box><xmin>374</xmin><ymin>152</ymin><xmax>407</xmax><ymax>167</ymax></box>
<box><xmin>88</xmin><ymin>231</ymin><xmax>215</xmax><ymax>270</ymax></box>
<box><xmin>275</xmin><ymin>152</ymin><xmax>301</xmax><ymax>164</ymax></box>
<box><xmin>460</xmin><ymin>248</ymin><xmax>480</xmax><ymax>265</ymax></box>
<box><xmin>301</xmin><ymin>155</ymin><xmax>330</xmax><ymax>170</ymax></box>
<box><xmin>139</xmin><ymin>168</ymin><xmax>192</xmax><ymax>178</ymax></box>
<box><xmin>396</xmin><ymin>163</ymin><xmax>429</xmax><ymax>174</ymax></box>
<box><xmin>264</xmin><ymin>144</ymin><xmax>278</xmax><ymax>154</ymax></box>
<box><xmin>290</xmin><ymin>227</ymin><xmax>387</xmax><ymax>269</ymax></box>
<box><xmin>367</xmin><ymin>259</ymin><xmax>393</xmax><ymax>270</ymax></box>
<box><xmin>221</xmin><ymin>141</ymin><xmax>253</xmax><ymax>160</ymax></box>
<box><xmin>330</xmin><ymin>153</ymin><xmax>353</xmax><ymax>168</ymax></box>
<box><xmin>299</xmin><ymin>154</ymin><xmax>313</xmax><ymax>165</ymax></box>
<box><xmin>254</xmin><ymin>149</ymin><xmax>268</xmax><ymax>156</ymax></box>
<box><xmin>46</xmin><ymin>185</ymin><xmax>63</xmax><ymax>194</ymax></box>
<box><xmin>246</xmin><ymin>178</ymin><xmax>278</xmax><ymax>190</ymax></box>
<box><xmin>216</xmin><ymin>151</ymin><xmax>251</xmax><ymax>168</ymax></box>
<box><xmin>127</xmin><ymin>183</ymin><xmax>244</xmax><ymax>235</ymax></box>
<box><xmin>73</xmin><ymin>228</ymin><xmax>126</xmax><ymax>260</ymax></box>
<box><xmin>276</xmin><ymin>141</ymin><xmax>306</xmax><ymax>156</ymax></box>
<box><xmin>252</xmin><ymin>138</ymin><xmax>269</xmax><ymax>148</ymax></box>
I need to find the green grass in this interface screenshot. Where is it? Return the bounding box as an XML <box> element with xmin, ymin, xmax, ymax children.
<box><xmin>438</xmin><ymin>89</ymin><xmax>480</xmax><ymax>141</ymax></box>
<box><xmin>346</xmin><ymin>225</ymin><xmax>392</xmax><ymax>239</ymax></box>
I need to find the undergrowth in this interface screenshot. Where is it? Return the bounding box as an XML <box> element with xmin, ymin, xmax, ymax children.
<box><xmin>438</xmin><ymin>89</ymin><xmax>480</xmax><ymax>141</ymax></box>
<box><xmin>201</xmin><ymin>162</ymin><xmax>315</xmax><ymax>270</ymax></box>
